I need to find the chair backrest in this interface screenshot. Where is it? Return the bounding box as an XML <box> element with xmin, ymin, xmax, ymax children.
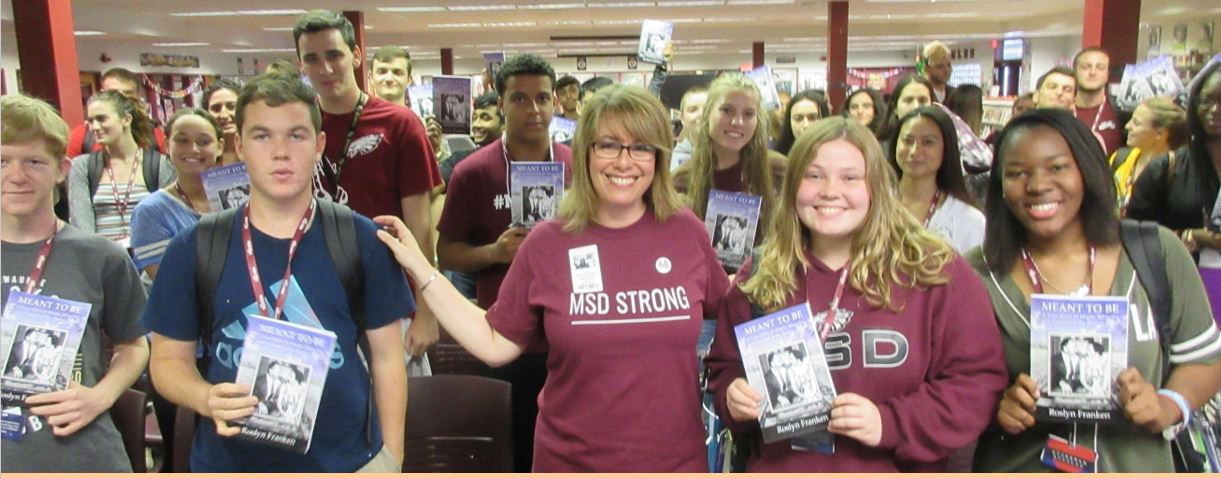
<box><xmin>112</xmin><ymin>388</ymin><xmax>148</xmax><ymax>472</ymax></box>
<box><xmin>405</xmin><ymin>375</ymin><xmax>513</xmax><ymax>472</ymax></box>
<box><xmin>172</xmin><ymin>406</ymin><xmax>197</xmax><ymax>472</ymax></box>
<box><xmin>428</xmin><ymin>342</ymin><xmax>492</xmax><ymax>376</ymax></box>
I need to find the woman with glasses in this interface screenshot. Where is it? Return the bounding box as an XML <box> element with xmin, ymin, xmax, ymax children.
<box><xmin>374</xmin><ymin>85</ymin><xmax>729</xmax><ymax>472</ymax></box>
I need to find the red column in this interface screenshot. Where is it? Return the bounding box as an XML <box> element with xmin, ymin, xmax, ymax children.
<box><xmin>13</xmin><ymin>0</ymin><xmax>84</xmax><ymax>125</ymax></box>
<box><xmin>342</xmin><ymin>10</ymin><xmax>367</xmax><ymax>93</ymax></box>
<box><xmin>827</xmin><ymin>1</ymin><xmax>849</xmax><ymax>114</ymax></box>
<box><xmin>752</xmin><ymin>42</ymin><xmax>765</xmax><ymax>69</ymax></box>
<box><xmin>441</xmin><ymin>48</ymin><xmax>454</xmax><ymax>75</ymax></box>
<box><xmin>1082</xmin><ymin>0</ymin><xmax>1141</xmax><ymax>68</ymax></box>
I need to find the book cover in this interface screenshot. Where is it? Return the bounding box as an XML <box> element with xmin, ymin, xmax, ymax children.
<box><xmin>483</xmin><ymin>52</ymin><xmax>505</xmax><ymax>83</ymax></box>
<box><xmin>1030</xmin><ymin>294</ymin><xmax>1129</xmax><ymax>423</ymax></box>
<box><xmin>549</xmin><ymin>116</ymin><xmax>576</xmax><ymax>144</ymax></box>
<box><xmin>637</xmin><ymin>20</ymin><xmax>673</xmax><ymax>65</ymax></box>
<box><xmin>233</xmin><ymin>315</ymin><xmax>337</xmax><ymax>454</ymax></box>
<box><xmin>0</xmin><ymin>292</ymin><xmax>91</xmax><ymax>406</ymax></box>
<box><xmin>734</xmin><ymin>303</ymin><xmax>836</xmax><ymax>443</ymax></box>
<box><xmin>705</xmin><ymin>189</ymin><xmax>762</xmax><ymax>271</ymax></box>
<box><xmin>510</xmin><ymin>162</ymin><xmax>565</xmax><ymax>229</ymax></box>
<box><xmin>746</xmin><ymin>65</ymin><xmax>781</xmax><ymax>111</ymax></box>
<box><xmin>409</xmin><ymin>84</ymin><xmax>434</xmax><ymax>118</ymax></box>
<box><xmin>432</xmin><ymin>76</ymin><xmax>473</xmax><ymax>135</ymax></box>
<box><xmin>201</xmin><ymin>162</ymin><xmax>251</xmax><ymax>211</ymax></box>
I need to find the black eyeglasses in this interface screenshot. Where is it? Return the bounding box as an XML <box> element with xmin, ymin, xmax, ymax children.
<box><xmin>591</xmin><ymin>141</ymin><xmax>657</xmax><ymax>161</ymax></box>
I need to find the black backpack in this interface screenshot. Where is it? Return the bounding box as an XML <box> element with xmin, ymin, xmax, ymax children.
<box><xmin>86</xmin><ymin>148</ymin><xmax>164</xmax><ymax>196</ymax></box>
<box><xmin>192</xmin><ymin>199</ymin><xmax>375</xmax><ymax>444</ymax></box>
<box><xmin>1118</xmin><ymin>219</ymin><xmax>1210</xmax><ymax>473</ymax></box>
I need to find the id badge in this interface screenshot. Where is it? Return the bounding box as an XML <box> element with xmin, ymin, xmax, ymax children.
<box><xmin>2</xmin><ymin>407</ymin><xmax>25</xmax><ymax>442</ymax></box>
<box><xmin>568</xmin><ymin>245</ymin><xmax>603</xmax><ymax>293</ymax></box>
<box><xmin>791</xmin><ymin>430</ymin><xmax>834</xmax><ymax>454</ymax></box>
<box><xmin>1041</xmin><ymin>434</ymin><xmax>1097</xmax><ymax>473</ymax></box>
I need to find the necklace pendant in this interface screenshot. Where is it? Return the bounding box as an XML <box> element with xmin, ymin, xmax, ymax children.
<box><xmin>1071</xmin><ymin>284</ymin><xmax>1090</xmax><ymax>297</ymax></box>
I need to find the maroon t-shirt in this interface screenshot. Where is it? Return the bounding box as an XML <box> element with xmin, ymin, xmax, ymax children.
<box><xmin>437</xmin><ymin>138</ymin><xmax>574</xmax><ymax>309</ymax></box>
<box><xmin>713</xmin><ymin>161</ymin><xmax>745</xmax><ymax>192</ymax></box>
<box><xmin>316</xmin><ymin>96</ymin><xmax>442</xmax><ymax>219</ymax></box>
<box><xmin>1074</xmin><ymin>100</ymin><xmax>1122</xmax><ymax>156</ymax></box>
<box><xmin>486</xmin><ymin>210</ymin><xmax>730</xmax><ymax>471</ymax></box>
<box><xmin>706</xmin><ymin>253</ymin><xmax>1008</xmax><ymax>472</ymax></box>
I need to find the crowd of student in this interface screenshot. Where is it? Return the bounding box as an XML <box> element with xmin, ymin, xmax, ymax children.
<box><xmin>2</xmin><ymin>8</ymin><xmax>1220</xmax><ymax>473</ymax></box>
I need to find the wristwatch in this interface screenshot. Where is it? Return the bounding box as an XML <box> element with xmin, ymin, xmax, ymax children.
<box><xmin>1158</xmin><ymin>389</ymin><xmax>1191</xmax><ymax>441</ymax></box>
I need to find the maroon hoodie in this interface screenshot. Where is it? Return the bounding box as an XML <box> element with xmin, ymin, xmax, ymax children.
<box><xmin>705</xmin><ymin>252</ymin><xmax>1007</xmax><ymax>472</ymax></box>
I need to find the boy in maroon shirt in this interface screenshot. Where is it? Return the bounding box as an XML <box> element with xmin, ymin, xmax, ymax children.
<box><xmin>435</xmin><ymin>54</ymin><xmax>572</xmax><ymax>472</ymax></box>
<box><xmin>293</xmin><ymin>10</ymin><xmax>443</xmax><ymax>356</ymax></box>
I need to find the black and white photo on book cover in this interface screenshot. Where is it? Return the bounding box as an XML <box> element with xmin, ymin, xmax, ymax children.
<box><xmin>201</xmin><ymin>162</ymin><xmax>251</xmax><ymax>211</ymax></box>
<box><xmin>432</xmin><ymin>76</ymin><xmax>472</xmax><ymax>135</ymax></box>
<box><xmin>637</xmin><ymin>20</ymin><xmax>672</xmax><ymax>65</ymax></box>
<box><xmin>409</xmin><ymin>84</ymin><xmax>434</xmax><ymax>118</ymax></box>
<box><xmin>705</xmin><ymin>190</ymin><xmax>762</xmax><ymax>271</ymax></box>
<box><xmin>1030</xmin><ymin>295</ymin><xmax>1128</xmax><ymax>423</ymax></box>
<box><xmin>510</xmin><ymin>162</ymin><xmax>565</xmax><ymax>229</ymax></box>
<box><xmin>234</xmin><ymin>315</ymin><xmax>337</xmax><ymax>454</ymax></box>
<box><xmin>734</xmin><ymin>303</ymin><xmax>836</xmax><ymax>443</ymax></box>
<box><xmin>0</xmin><ymin>292</ymin><xmax>90</xmax><ymax>405</ymax></box>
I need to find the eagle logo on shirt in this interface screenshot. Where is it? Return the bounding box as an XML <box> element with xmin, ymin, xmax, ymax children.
<box><xmin>346</xmin><ymin>133</ymin><xmax>384</xmax><ymax>158</ymax></box>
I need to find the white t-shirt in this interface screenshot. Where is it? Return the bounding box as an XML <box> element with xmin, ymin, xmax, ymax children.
<box><xmin>927</xmin><ymin>194</ymin><xmax>985</xmax><ymax>254</ymax></box>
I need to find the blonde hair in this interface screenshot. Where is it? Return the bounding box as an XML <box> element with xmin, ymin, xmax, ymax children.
<box><xmin>1139</xmin><ymin>96</ymin><xmax>1188</xmax><ymax>148</ymax></box>
<box><xmin>559</xmin><ymin>84</ymin><xmax>682</xmax><ymax>233</ymax></box>
<box><xmin>676</xmin><ymin>73</ymin><xmax>774</xmax><ymax>223</ymax></box>
<box><xmin>924</xmin><ymin>41</ymin><xmax>951</xmax><ymax>64</ymax></box>
<box><xmin>741</xmin><ymin>117</ymin><xmax>956</xmax><ymax>312</ymax></box>
<box><xmin>1</xmin><ymin>94</ymin><xmax>70</xmax><ymax>160</ymax></box>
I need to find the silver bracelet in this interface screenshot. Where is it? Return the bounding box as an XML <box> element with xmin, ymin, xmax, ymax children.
<box><xmin>418</xmin><ymin>269</ymin><xmax>439</xmax><ymax>292</ymax></box>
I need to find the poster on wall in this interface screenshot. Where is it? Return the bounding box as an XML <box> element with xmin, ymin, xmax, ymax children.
<box><xmin>140</xmin><ymin>53</ymin><xmax>200</xmax><ymax>68</ymax></box>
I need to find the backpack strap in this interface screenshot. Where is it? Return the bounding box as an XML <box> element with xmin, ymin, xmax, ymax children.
<box><xmin>1118</xmin><ymin>219</ymin><xmax>1174</xmax><ymax>379</ymax></box>
<box><xmin>87</xmin><ymin>150</ymin><xmax>105</xmax><ymax>198</ymax></box>
<box><xmin>83</xmin><ymin>128</ymin><xmax>96</xmax><ymax>155</ymax></box>
<box><xmin>313</xmin><ymin>200</ymin><xmax>375</xmax><ymax>444</ymax></box>
<box><xmin>143</xmin><ymin>148</ymin><xmax>160</xmax><ymax>193</ymax></box>
<box><xmin>194</xmin><ymin>207</ymin><xmax>240</xmax><ymax>373</ymax></box>
<box><xmin>1110</xmin><ymin>147</ymin><xmax>1134</xmax><ymax>173</ymax></box>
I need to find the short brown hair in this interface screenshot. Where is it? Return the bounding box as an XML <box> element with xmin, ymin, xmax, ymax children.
<box><xmin>1</xmin><ymin>94</ymin><xmax>70</xmax><ymax>160</ymax></box>
<box><xmin>371</xmin><ymin>45</ymin><xmax>411</xmax><ymax>77</ymax></box>
<box><xmin>236</xmin><ymin>73</ymin><xmax>322</xmax><ymax>134</ymax></box>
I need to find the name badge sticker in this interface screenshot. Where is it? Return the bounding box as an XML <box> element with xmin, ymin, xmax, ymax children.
<box><xmin>568</xmin><ymin>244</ymin><xmax>603</xmax><ymax>294</ymax></box>
<box><xmin>1041</xmin><ymin>434</ymin><xmax>1097</xmax><ymax>473</ymax></box>
<box><xmin>1</xmin><ymin>407</ymin><xmax>25</xmax><ymax>442</ymax></box>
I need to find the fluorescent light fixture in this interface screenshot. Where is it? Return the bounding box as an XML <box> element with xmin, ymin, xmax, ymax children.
<box><xmin>592</xmin><ymin>19</ymin><xmax>640</xmax><ymax>25</ymax></box>
<box><xmin>662</xmin><ymin>1</ymin><xmax>724</xmax><ymax>6</ymax></box>
<box><xmin>447</xmin><ymin>5</ymin><xmax>517</xmax><ymax>11</ymax></box>
<box><xmin>263</xmin><ymin>27</ymin><xmax>293</xmax><ymax>32</ymax></box>
<box><xmin>221</xmin><ymin>48</ymin><xmax>297</xmax><ymax>53</ymax></box>
<box><xmin>521</xmin><ymin>3</ymin><xmax>586</xmax><ymax>9</ymax></box>
<box><xmin>726</xmin><ymin>0</ymin><xmax>793</xmax><ymax>4</ymax></box>
<box><xmin>702</xmin><ymin>17</ymin><xmax>754</xmax><ymax>23</ymax></box>
<box><xmin>171</xmin><ymin>9</ymin><xmax>304</xmax><ymax>17</ymax></box>
<box><xmin>664</xmin><ymin>18</ymin><xmax>703</xmax><ymax>23</ymax></box>
<box><xmin>484</xmin><ymin>22</ymin><xmax>537</xmax><ymax>27</ymax></box>
<box><xmin>545</xmin><ymin>20</ymin><xmax>593</xmax><ymax>25</ymax></box>
<box><xmin>75</xmin><ymin>31</ymin><xmax>106</xmax><ymax>36</ymax></box>
<box><xmin>171</xmin><ymin>11</ymin><xmax>237</xmax><ymax>17</ymax></box>
<box><xmin>376</xmin><ymin>6</ymin><xmax>446</xmax><ymax>12</ymax></box>
<box><xmin>153</xmin><ymin>42</ymin><xmax>210</xmax><ymax>47</ymax></box>
<box><xmin>589</xmin><ymin>2</ymin><xmax>656</xmax><ymax>7</ymax></box>
<box><xmin>428</xmin><ymin>23</ymin><xmax>483</xmax><ymax>28</ymax></box>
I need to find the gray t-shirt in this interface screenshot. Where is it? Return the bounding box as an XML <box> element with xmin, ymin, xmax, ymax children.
<box><xmin>1</xmin><ymin>225</ymin><xmax>147</xmax><ymax>472</ymax></box>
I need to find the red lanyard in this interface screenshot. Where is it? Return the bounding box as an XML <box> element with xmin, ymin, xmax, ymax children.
<box><xmin>809</xmin><ymin>262</ymin><xmax>851</xmax><ymax>343</ymax></box>
<box><xmin>24</xmin><ymin>224</ymin><xmax>59</xmax><ymax>294</ymax></box>
<box><xmin>1020</xmin><ymin>246</ymin><xmax>1095</xmax><ymax>295</ymax></box>
<box><xmin>241</xmin><ymin>200</ymin><xmax>316</xmax><ymax>320</ymax></box>
<box><xmin>923</xmin><ymin>190</ymin><xmax>943</xmax><ymax>228</ymax></box>
<box><xmin>103</xmin><ymin>155</ymin><xmax>141</xmax><ymax>229</ymax></box>
<box><xmin>174</xmin><ymin>182</ymin><xmax>198</xmax><ymax>214</ymax></box>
